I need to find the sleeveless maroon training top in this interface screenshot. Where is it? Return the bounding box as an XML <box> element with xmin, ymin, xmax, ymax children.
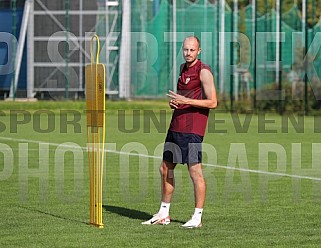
<box><xmin>169</xmin><ymin>60</ymin><xmax>211</xmax><ymax>137</ymax></box>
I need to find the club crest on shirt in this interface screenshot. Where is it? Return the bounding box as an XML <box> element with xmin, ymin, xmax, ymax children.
<box><xmin>185</xmin><ymin>77</ymin><xmax>190</xmax><ymax>84</ymax></box>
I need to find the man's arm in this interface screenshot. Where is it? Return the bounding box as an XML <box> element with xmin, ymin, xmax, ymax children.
<box><xmin>167</xmin><ymin>68</ymin><xmax>217</xmax><ymax>109</ymax></box>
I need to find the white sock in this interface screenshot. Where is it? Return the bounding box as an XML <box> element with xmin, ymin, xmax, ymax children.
<box><xmin>192</xmin><ymin>208</ymin><xmax>203</xmax><ymax>222</ymax></box>
<box><xmin>158</xmin><ymin>201</ymin><xmax>170</xmax><ymax>218</ymax></box>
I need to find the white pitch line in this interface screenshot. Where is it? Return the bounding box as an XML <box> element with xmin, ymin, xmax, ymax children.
<box><xmin>1</xmin><ymin>136</ymin><xmax>321</xmax><ymax>182</ymax></box>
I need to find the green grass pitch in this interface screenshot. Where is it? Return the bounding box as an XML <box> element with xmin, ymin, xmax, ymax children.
<box><xmin>1</xmin><ymin>100</ymin><xmax>321</xmax><ymax>247</ymax></box>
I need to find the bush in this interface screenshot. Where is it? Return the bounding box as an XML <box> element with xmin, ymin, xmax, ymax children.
<box><xmin>218</xmin><ymin>78</ymin><xmax>321</xmax><ymax>114</ymax></box>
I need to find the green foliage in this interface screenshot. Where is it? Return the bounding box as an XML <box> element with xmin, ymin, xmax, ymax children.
<box><xmin>219</xmin><ymin>81</ymin><xmax>321</xmax><ymax>114</ymax></box>
<box><xmin>255</xmin><ymin>82</ymin><xmax>308</xmax><ymax>113</ymax></box>
<box><xmin>208</xmin><ymin>0</ymin><xmax>320</xmax><ymax>28</ymax></box>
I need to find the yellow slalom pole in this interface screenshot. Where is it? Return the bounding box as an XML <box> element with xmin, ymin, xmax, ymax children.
<box><xmin>88</xmin><ymin>128</ymin><xmax>94</xmax><ymax>224</ymax></box>
<box><xmin>98</xmin><ymin>128</ymin><xmax>102</xmax><ymax>225</ymax></box>
<box><xmin>86</xmin><ymin>34</ymin><xmax>106</xmax><ymax>228</ymax></box>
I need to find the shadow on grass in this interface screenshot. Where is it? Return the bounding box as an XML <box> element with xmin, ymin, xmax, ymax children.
<box><xmin>103</xmin><ymin>205</ymin><xmax>184</xmax><ymax>224</ymax></box>
<box><xmin>18</xmin><ymin>205</ymin><xmax>89</xmax><ymax>225</ymax></box>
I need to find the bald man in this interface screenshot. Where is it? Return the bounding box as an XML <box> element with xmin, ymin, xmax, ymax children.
<box><xmin>142</xmin><ymin>36</ymin><xmax>217</xmax><ymax>228</ymax></box>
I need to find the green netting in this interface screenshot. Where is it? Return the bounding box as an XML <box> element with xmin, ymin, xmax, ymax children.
<box><xmin>130</xmin><ymin>0</ymin><xmax>321</xmax><ymax>98</ymax></box>
<box><xmin>282</xmin><ymin>4</ymin><xmax>301</xmax><ymax>30</ymax></box>
<box><xmin>95</xmin><ymin>4</ymin><xmax>121</xmax><ymax>94</ymax></box>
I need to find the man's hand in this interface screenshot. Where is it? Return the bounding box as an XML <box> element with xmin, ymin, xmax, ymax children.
<box><xmin>169</xmin><ymin>99</ymin><xmax>178</xmax><ymax>109</ymax></box>
<box><xmin>167</xmin><ymin>90</ymin><xmax>190</xmax><ymax>109</ymax></box>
